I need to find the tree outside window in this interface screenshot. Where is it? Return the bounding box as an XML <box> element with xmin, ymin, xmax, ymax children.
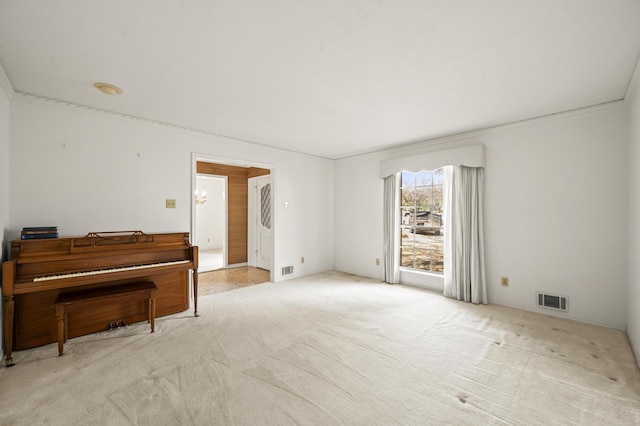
<box><xmin>400</xmin><ymin>169</ymin><xmax>444</xmax><ymax>273</ymax></box>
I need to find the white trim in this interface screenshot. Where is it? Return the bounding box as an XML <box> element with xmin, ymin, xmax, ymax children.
<box><xmin>399</xmin><ymin>267</ymin><xmax>444</xmax><ymax>293</ymax></box>
<box><xmin>226</xmin><ymin>262</ymin><xmax>249</xmax><ymax>269</ymax></box>
<box><xmin>495</xmin><ymin>300</ymin><xmax>626</xmax><ymax>331</ymax></box>
<box><xmin>9</xmin><ymin>84</ymin><xmax>631</xmax><ymax>163</ymax></box>
<box><xmin>192</xmin><ymin>152</ymin><xmax>274</xmax><ymax>172</ymax></box>
<box><xmin>342</xmin><ymin>99</ymin><xmax>625</xmax><ymax>162</ymax></box>
<box><xmin>14</xmin><ymin>92</ymin><xmax>330</xmax><ymax>160</ymax></box>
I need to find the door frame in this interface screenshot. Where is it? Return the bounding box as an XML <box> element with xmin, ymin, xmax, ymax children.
<box><xmin>190</xmin><ymin>153</ymin><xmax>276</xmax><ymax>282</ymax></box>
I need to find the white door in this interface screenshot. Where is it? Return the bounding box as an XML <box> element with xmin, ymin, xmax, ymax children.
<box><xmin>248</xmin><ymin>175</ymin><xmax>272</xmax><ymax>270</ymax></box>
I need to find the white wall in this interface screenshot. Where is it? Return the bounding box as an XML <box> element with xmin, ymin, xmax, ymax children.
<box><xmin>9</xmin><ymin>96</ymin><xmax>334</xmax><ymax>281</ymax></box>
<box><xmin>628</xmin><ymin>78</ymin><xmax>640</xmax><ymax>362</ymax></box>
<box><xmin>277</xmin><ymin>151</ymin><xmax>334</xmax><ymax>277</ymax></box>
<box><xmin>0</xmin><ymin>84</ymin><xmax>9</xmax><ymax>259</ymax></box>
<box><xmin>0</xmin><ymin>74</ymin><xmax>11</xmax><ymax>359</ymax></box>
<box><xmin>334</xmin><ymin>151</ymin><xmax>385</xmax><ymax>280</ymax></box>
<box><xmin>335</xmin><ymin>104</ymin><xmax>629</xmax><ymax>329</ymax></box>
<box><xmin>195</xmin><ymin>176</ymin><xmax>225</xmax><ymax>250</ymax></box>
<box><xmin>484</xmin><ymin>106</ymin><xmax>628</xmax><ymax>329</ymax></box>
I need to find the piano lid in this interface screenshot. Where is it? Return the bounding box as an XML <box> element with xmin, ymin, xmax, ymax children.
<box><xmin>12</xmin><ymin>231</ymin><xmax>192</xmax><ymax>258</ymax></box>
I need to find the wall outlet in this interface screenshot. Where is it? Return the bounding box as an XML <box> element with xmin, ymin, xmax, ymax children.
<box><xmin>376</xmin><ymin>258</ymin><xmax>380</xmax><ymax>266</ymax></box>
<box><xmin>301</xmin><ymin>256</ymin><xmax>305</xmax><ymax>264</ymax></box>
<box><xmin>166</xmin><ymin>199</ymin><xmax>176</xmax><ymax>208</ymax></box>
<box><xmin>501</xmin><ymin>277</ymin><xmax>509</xmax><ymax>287</ymax></box>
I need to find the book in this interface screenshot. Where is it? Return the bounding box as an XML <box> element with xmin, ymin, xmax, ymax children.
<box><xmin>22</xmin><ymin>226</ymin><xmax>58</xmax><ymax>232</ymax></box>
<box><xmin>21</xmin><ymin>226</ymin><xmax>59</xmax><ymax>239</ymax></box>
<box><xmin>21</xmin><ymin>233</ymin><xmax>59</xmax><ymax>240</ymax></box>
<box><xmin>22</xmin><ymin>230</ymin><xmax>58</xmax><ymax>235</ymax></box>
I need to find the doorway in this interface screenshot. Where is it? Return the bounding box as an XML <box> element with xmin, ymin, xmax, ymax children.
<box><xmin>194</xmin><ymin>174</ymin><xmax>227</xmax><ymax>272</ymax></box>
<box><xmin>192</xmin><ymin>155</ymin><xmax>275</xmax><ymax>291</ymax></box>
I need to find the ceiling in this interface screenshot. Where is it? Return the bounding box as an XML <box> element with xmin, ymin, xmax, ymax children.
<box><xmin>1</xmin><ymin>1</ymin><xmax>639</xmax><ymax>159</ymax></box>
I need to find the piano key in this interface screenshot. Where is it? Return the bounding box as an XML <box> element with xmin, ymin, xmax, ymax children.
<box><xmin>33</xmin><ymin>260</ymin><xmax>190</xmax><ymax>282</ymax></box>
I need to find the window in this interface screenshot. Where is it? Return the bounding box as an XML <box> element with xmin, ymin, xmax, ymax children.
<box><xmin>400</xmin><ymin>170</ymin><xmax>444</xmax><ymax>273</ymax></box>
<box><xmin>260</xmin><ymin>183</ymin><xmax>271</xmax><ymax>229</ymax></box>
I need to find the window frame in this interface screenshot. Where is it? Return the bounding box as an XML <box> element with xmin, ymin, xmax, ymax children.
<box><xmin>399</xmin><ymin>169</ymin><xmax>444</xmax><ymax>274</ymax></box>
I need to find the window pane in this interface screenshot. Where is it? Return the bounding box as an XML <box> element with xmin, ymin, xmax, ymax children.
<box><xmin>260</xmin><ymin>183</ymin><xmax>271</xmax><ymax>229</ymax></box>
<box><xmin>412</xmin><ymin>187</ymin><xmax>428</xmax><ymax>210</ymax></box>
<box><xmin>401</xmin><ymin>172</ymin><xmax>416</xmax><ymax>188</ymax></box>
<box><xmin>413</xmin><ymin>248</ymin><xmax>444</xmax><ymax>272</ymax></box>
<box><xmin>400</xmin><ymin>188</ymin><xmax>416</xmax><ymax>207</ymax></box>
<box><xmin>433</xmin><ymin>169</ymin><xmax>444</xmax><ymax>185</ymax></box>
<box><xmin>401</xmin><ymin>229</ymin><xmax>414</xmax><ymax>246</ymax></box>
<box><xmin>400</xmin><ymin>247</ymin><xmax>415</xmax><ymax>268</ymax></box>
<box><xmin>415</xmin><ymin>171</ymin><xmax>432</xmax><ymax>187</ymax></box>
<box><xmin>399</xmin><ymin>169</ymin><xmax>445</xmax><ymax>274</ymax></box>
<box><xmin>414</xmin><ymin>247</ymin><xmax>433</xmax><ymax>271</ymax></box>
<box><xmin>401</xmin><ymin>207</ymin><xmax>414</xmax><ymax>226</ymax></box>
<box><xmin>432</xmin><ymin>184</ymin><xmax>443</xmax><ymax>212</ymax></box>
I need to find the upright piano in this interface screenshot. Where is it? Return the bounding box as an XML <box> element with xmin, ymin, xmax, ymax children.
<box><xmin>2</xmin><ymin>231</ymin><xmax>198</xmax><ymax>366</ymax></box>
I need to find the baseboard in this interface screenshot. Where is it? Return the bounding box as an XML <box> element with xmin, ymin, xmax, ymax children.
<box><xmin>227</xmin><ymin>263</ymin><xmax>248</xmax><ymax>269</ymax></box>
<box><xmin>491</xmin><ymin>300</ymin><xmax>626</xmax><ymax>331</ymax></box>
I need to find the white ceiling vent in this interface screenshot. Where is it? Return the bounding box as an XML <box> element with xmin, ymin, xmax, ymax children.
<box><xmin>537</xmin><ymin>292</ymin><xmax>568</xmax><ymax>312</ymax></box>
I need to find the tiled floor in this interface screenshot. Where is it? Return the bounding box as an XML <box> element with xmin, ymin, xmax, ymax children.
<box><xmin>198</xmin><ymin>267</ymin><xmax>271</xmax><ymax>296</ymax></box>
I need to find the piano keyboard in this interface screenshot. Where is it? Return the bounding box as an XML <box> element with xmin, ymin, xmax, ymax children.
<box><xmin>33</xmin><ymin>260</ymin><xmax>190</xmax><ymax>282</ymax></box>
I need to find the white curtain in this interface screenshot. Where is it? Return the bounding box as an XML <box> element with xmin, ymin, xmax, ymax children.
<box><xmin>383</xmin><ymin>173</ymin><xmax>401</xmax><ymax>284</ymax></box>
<box><xmin>443</xmin><ymin>165</ymin><xmax>487</xmax><ymax>304</ymax></box>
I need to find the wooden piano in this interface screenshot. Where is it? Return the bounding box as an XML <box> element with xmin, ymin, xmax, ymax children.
<box><xmin>2</xmin><ymin>231</ymin><xmax>198</xmax><ymax>366</ymax></box>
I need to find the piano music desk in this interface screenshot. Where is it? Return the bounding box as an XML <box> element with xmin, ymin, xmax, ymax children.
<box><xmin>54</xmin><ymin>281</ymin><xmax>158</xmax><ymax>356</ymax></box>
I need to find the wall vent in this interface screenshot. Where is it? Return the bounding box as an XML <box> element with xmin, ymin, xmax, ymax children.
<box><xmin>536</xmin><ymin>292</ymin><xmax>568</xmax><ymax>312</ymax></box>
<box><xmin>282</xmin><ymin>266</ymin><xmax>294</xmax><ymax>276</ymax></box>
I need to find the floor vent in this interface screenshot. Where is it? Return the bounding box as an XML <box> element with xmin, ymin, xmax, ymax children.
<box><xmin>536</xmin><ymin>292</ymin><xmax>568</xmax><ymax>312</ymax></box>
<box><xmin>282</xmin><ymin>266</ymin><xmax>294</xmax><ymax>276</ymax></box>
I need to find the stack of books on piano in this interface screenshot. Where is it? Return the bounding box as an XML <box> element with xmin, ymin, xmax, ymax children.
<box><xmin>21</xmin><ymin>226</ymin><xmax>59</xmax><ymax>240</ymax></box>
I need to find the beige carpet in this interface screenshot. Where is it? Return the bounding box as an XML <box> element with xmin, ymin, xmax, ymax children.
<box><xmin>1</xmin><ymin>271</ymin><xmax>639</xmax><ymax>425</ymax></box>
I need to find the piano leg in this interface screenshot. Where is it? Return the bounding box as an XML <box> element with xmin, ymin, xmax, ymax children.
<box><xmin>149</xmin><ymin>289</ymin><xmax>156</xmax><ymax>332</ymax></box>
<box><xmin>3</xmin><ymin>295</ymin><xmax>15</xmax><ymax>366</ymax></box>
<box><xmin>193</xmin><ymin>269</ymin><xmax>199</xmax><ymax>317</ymax></box>
<box><xmin>56</xmin><ymin>305</ymin><xmax>65</xmax><ymax>356</ymax></box>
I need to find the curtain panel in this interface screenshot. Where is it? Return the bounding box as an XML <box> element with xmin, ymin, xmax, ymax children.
<box><xmin>443</xmin><ymin>165</ymin><xmax>487</xmax><ymax>304</ymax></box>
<box><xmin>379</xmin><ymin>144</ymin><xmax>485</xmax><ymax>291</ymax></box>
<box><xmin>383</xmin><ymin>173</ymin><xmax>401</xmax><ymax>284</ymax></box>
